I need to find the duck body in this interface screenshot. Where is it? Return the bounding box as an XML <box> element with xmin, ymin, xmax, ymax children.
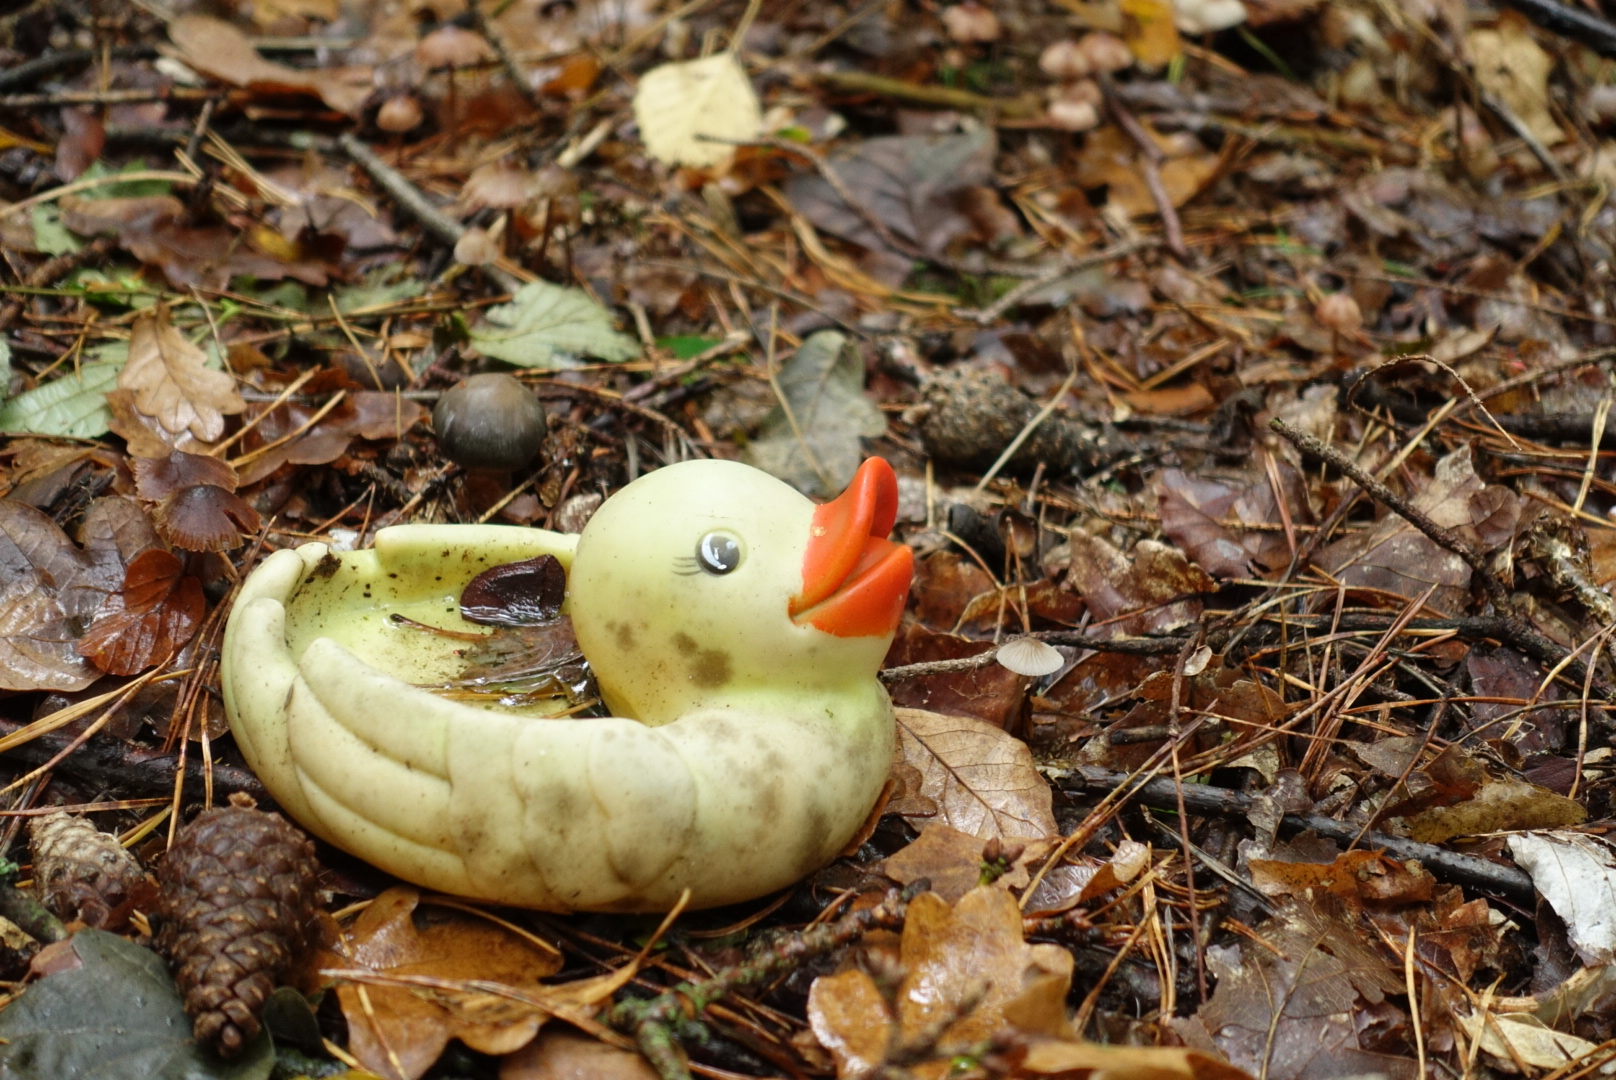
<box><xmin>221</xmin><ymin>458</ymin><xmax>913</xmax><ymax>912</ymax></box>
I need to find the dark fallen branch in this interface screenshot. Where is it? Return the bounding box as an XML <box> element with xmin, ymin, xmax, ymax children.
<box><xmin>1502</xmin><ymin>0</ymin><xmax>1616</xmax><ymax>59</ymax></box>
<box><xmin>0</xmin><ymin>719</ymin><xmax>268</xmax><ymax>804</ymax></box>
<box><xmin>1063</xmin><ymin>768</ymin><xmax>1537</xmax><ymax>906</ymax></box>
<box><xmin>0</xmin><ymin>45</ymin><xmax>158</xmax><ymax>93</ymax></box>
<box><xmin>1489</xmin><ymin>412</ymin><xmax>1616</xmax><ymax>447</ymax></box>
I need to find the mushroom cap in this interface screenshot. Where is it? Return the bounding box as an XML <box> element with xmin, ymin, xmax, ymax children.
<box><xmin>432</xmin><ymin>372</ymin><xmax>547</xmax><ymax>470</ymax></box>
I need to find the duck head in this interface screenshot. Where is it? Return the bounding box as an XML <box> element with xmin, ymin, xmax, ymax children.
<box><xmin>569</xmin><ymin>457</ymin><xmax>913</xmax><ymax>726</ymax></box>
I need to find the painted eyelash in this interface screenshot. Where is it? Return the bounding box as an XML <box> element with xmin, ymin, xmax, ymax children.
<box><xmin>673</xmin><ymin>555</ymin><xmax>701</xmax><ymax>576</ymax></box>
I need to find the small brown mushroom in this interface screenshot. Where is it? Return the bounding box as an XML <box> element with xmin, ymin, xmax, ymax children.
<box><xmin>432</xmin><ymin>372</ymin><xmax>548</xmax><ymax>470</ymax></box>
<box><xmin>377</xmin><ymin>94</ymin><xmax>424</xmax><ymax>133</ymax></box>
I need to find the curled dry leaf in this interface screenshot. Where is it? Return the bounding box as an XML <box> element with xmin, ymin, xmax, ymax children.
<box><xmin>76</xmin><ymin>548</ymin><xmax>204</xmax><ymax>676</ymax></box>
<box><xmin>153</xmin><ymin>485</ymin><xmax>263</xmax><ymax>552</ymax></box>
<box><xmin>118</xmin><ymin>306</ymin><xmax>245</xmax><ymax>443</ymax></box>
<box><xmin>807</xmin><ymin>886</ymin><xmax>1073</xmax><ymax>1079</ymax></box>
<box><xmin>894</xmin><ymin>707</ymin><xmax>1058</xmax><ymax>841</ymax></box>
<box><xmin>318</xmin><ymin>887</ymin><xmax>564</xmax><ymax>1080</ymax></box>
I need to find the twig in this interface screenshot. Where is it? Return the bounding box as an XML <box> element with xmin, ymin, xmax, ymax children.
<box><xmin>467</xmin><ymin>0</ymin><xmax>543</xmax><ymax>111</ymax></box>
<box><xmin>0</xmin><ymin>86</ymin><xmax>213</xmax><ymax>108</ymax></box>
<box><xmin>816</xmin><ymin>71</ymin><xmax>1043</xmax><ymax>119</ymax></box>
<box><xmin>0</xmin><ymin>717</ymin><xmax>267</xmax><ymax>802</ymax></box>
<box><xmin>0</xmin><ymin>45</ymin><xmax>158</xmax><ymax>92</ymax></box>
<box><xmin>1269</xmin><ymin>419</ymin><xmax>1509</xmax><ymax>605</ymax></box>
<box><xmin>337</xmin><ymin>133</ymin><xmax>525</xmax><ymax>294</ymax></box>
<box><xmin>1501</xmin><ymin>0</ymin><xmax>1616</xmax><ymax>56</ymax></box>
<box><xmin>606</xmin><ymin>887</ymin><xmax>916</xmax><ymax>1080</ymax></box>
<box><xmin>880</xmin><ymin>651</ymin><xmax>1002</xmax><ymax>682</ymax></box>
<box><xmin>1102</xmin><ymin>79</ymin><xmax>1187</xmax><ymax>260</ymax></box>
<box><xmin>0</xmin><ymin>237</ymin><xmax>115</xmax><ymax>333</ymax></box>
<box><xmin>1064</xmin><ymin>768</ymin><xmax>1537</xmax><ymax>905</ymax></box>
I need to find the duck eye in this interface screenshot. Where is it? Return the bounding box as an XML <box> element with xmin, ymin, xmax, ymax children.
<box><xmin>696</xmin><ymin>532</ymin><xmax>742</xmax><ymax>575</ymax></box>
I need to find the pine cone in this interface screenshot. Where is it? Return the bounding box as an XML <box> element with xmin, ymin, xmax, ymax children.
<box><xmin>29</xmin><ymin>811</ymin><xmax>146</xmax><ymax>929</ymax></box>
<box><xmin>156</xmin><ymin>793</ymin><xmax>319</xmax><ymax>1058</ymax></box>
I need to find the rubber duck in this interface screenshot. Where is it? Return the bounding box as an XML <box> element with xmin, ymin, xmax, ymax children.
<box><xmin>221</xmin><ymin>457</ymin><xmax>913</xmax><ymax>911</ymax></box>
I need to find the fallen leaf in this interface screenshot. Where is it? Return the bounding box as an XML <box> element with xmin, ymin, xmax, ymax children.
<box><xmin>881</xmin><ymin>822</ymin><xmax>997</xmax><ymax>903</ymax></box>
<box><xmin>1458</xmin><ymin>1010</ymin><xmax>1599</xmax><ymax>1072</ymax></box>
<box><xmin>0</xmin><ymin>574</ymin><xmax>98</xmax><ymax>692</ymax></box>
<box><xmin>632</xmin><ymin>53</ymin><xmax>761</xmax><ymax>168</ymax></box>
<box><xmin>54</xmin><ymin>107</ymin><xmax>104</xmax><ymax>182</ymax></box>
<box><xmin>895</xmin><ymin>707</ymin><xmax>1058</xmax><ymax>841</ymax></box>
<box><xmin>1399</xmin><ymin>779</ymin><xmax>1585</xmax><ymax>844</ymax></box>
<box><xmin>1250</xmin><ymin>850</ymin><xmax>1436</xmax><ymax>909</ymax></box>
<box><xmin>886</xmin><ymin>624</ymin><xmax>1027</xmax><ymax>730</ymax></box>
<box><xmin>1020</xmin><ymin>1037</ymin><xmax>1253</xmax><ymax>1080</ymax></box>
<box><xmin>785</xmin><ymin>130</ymin><xmax>996</xmax><ymax>257</ymax></box>
<box><xmin>118</xmin><ymin>306</ymin><xmax>245</xmax><ymax>442</ymax></box>
<box><xmin>1171</xmin><ymin>900</ymin><xmax>1416</xmax><ymax>1080</ymax></box>
<box><xmin>807</xmin><ymin>886</ymin><xmax>1073</xmax><ymax>1079</ymax></box>
<box><xmin>166</xmin><ymin>14</ymin><xmax>371</xmax><ymax>115</ymax></box>
<box><xmin>1073</xmin><ymin>124</ymin><xmax>1217</xmax><ymax>217</ymax></box>
<box><xmin>1066</xmin><ymin>533</ymin><xmax>1213</xmax><ymax>635</ymax></box>
<box><xmin>1121</xmin><ymin>0</ymin><xmax>1181</xmax><ymax>67</ymax></box>
<box><xmin>470</xmin><ymin>281</ymin><xmax>640</xmax><ymax>368</ymax></box>
<box><xmin>1507</xmin><ymin>832</ymin><xmax>1616</xmax><ymax>965</ymax></box>
<box><xmin>500</xmin><ymin>1029</ymin><xmax>657</xmax><ymax>1080</ymax></box>
<box><xmin>0</xmin><ymin>360</ymin><xmax>121</xmax><ymax>439</ymax></box>
<box><xmin>75</xmin><ymin>549</ymin><xmax>204</xmax><ymax>676</ymax></box>
<box><xmin>321</xmin><ymin>887</ymin><xmax>564</xmax><ymax>1080</ymax></box>
<box><xmin>1468</xmin><ymin>14</ymin><xmax>1563</xmax><ymax>148</ymax></box>
<box><xmin>744</xmin><ymin>330</ymin><xmax>888</xmax><ymax>497</ymax></box>
<box><xmin>0</xmin><ymin>929</ymin><xmax>274</xmax><ymax>1079</ymax></box>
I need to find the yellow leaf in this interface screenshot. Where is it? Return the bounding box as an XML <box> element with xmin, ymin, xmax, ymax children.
<box><xmin>1120</xmin><ymin>0</ymin><xmax>1181</xmax><ymax>68</ymax></box>
<box><xmin>632</xmin><ymin>53</ymin><xmax>761</xmax><ymax>169</ymax></box>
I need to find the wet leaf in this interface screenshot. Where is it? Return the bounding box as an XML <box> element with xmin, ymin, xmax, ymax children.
<box><xmin>0</xmin><ymin>574</ymin><xmax>98</xmax><ymax>691</ymax></box>
<box><xmin>1019</xmin><ymin>1038</ymin><xmax>1254</xmax><ymax>1080</ymax></box>
<box><xmin>1250</xmin><ymin>850</ymin><xmax>1435</xmax><ymax>909</ymax></box>
<box><xmin>461</xmin><ymin>555</ymin><xmax>567</xmax><ymax>627</ymax></box>
<box><xmin>320</xmin><ymin>887</ymin><xmax>564</xmax><ymax>1080</ymax></box>
<box><xmin>500</xmin><ymin>1030</ymin><xmax>658</xmax><ymax>1080</ymax></box>
<box><xmin>881</xmin><ymin>822</ymin><xmax>998</xmax><ymax>903</ymax></box>
<box><xmin>744</xmin><ymin>330</ymin><xmax>887</xmax><ymax>497</ymax></box>
<box><xmin>118</xmin><ymin>306</ymin><xmax>245</xmax><ymax>442</ymax></box>
<box><xmin>470</xmin><ymin>281</ymin><xmax>640</xmax><ymax>368</ymax></box>
<box><xmin>76</xmin><ymin>549</ymin><xmax>204</xmax><ymax>676</ymax></box>
<box><xmin>0</xmin><ymin>360</ymin><xmax>120</xmax><ymax>439</ymax></box>
<box><xmin>894</xmin><ymin>707</ymin><xmax>1057</xmax><ymax>841</ymax></box>
<box><xmin>0</xmin><ymin>929</ymin><xmax>273</xmax><ymax>1080</ymax></box>
<box><xmin>1398</xmin><ymin>779</ymin><xmax>1585</xmax><ymax>844</ymax></box>
<box><xmin>807</xmin><ymin>886</ymin><xmax>1073</xmax><ymax>1078</ymax></box>
<box><xmin>632</xmin><ymin>53</ymin><xmax>761</xmax><ymax>169</ymax></box>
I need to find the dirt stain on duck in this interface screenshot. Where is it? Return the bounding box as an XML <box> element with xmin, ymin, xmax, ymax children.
<box><xmin>671</xmin><ymin>632</ymin><xmax>732</xmax><ymax>687</ymax></box>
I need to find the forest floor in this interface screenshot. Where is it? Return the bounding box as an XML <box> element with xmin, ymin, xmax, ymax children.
<box><xmin>6</xmin><ymin>0</ymin><xmax>1616</xmax><ymax>1078</ymax></box>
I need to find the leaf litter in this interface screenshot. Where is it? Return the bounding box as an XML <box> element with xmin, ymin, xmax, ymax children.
<box><xmin>11</xmin><ymin>0</ymin><xmax>1616</xmax><ymax>1078</ymax></box>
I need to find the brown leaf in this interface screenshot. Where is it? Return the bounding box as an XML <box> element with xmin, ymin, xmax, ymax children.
<box><xmin>1250</xmin><ymin>850</ymin><xmax>1436</xmax><ymax>909</ymax></box>
<box><xmin>0</xmin><ymin>574</ymin><xmax>98</xmax><ymax>692</ymax></box>
<box><xmin>1320</xmin><ymin>445</ymin><xmax>1519</xmax><ymax>613</ymax></box>
<box><xmin>54</xmin><ymin>107</ymin><xmax>104</xmax><ymax>182</ymax></box>
<box><xmin>1158</xmin><ymin>470</ymin><xmax>1252</xmax><ymax>579</ymax></box>
<box><xmin>894</xmin><ymin>707</ymin><xmax>1057</xmax><ymax>841</ymax></box>
<box><xmin>321</xmin><ymin>887</ymin><xmax>564</xmax><ymax>1080</ymax></box>
<box><xmin>1397</xmin><ymin>779</ymin><xmax>1586</xmax><ymax>844</ymax></box>
<box><xmin>166</xmin><ymin>15</ymin><xmax>371</xmax><ymax>115</ymax></box>
<box><xmin>807</xmin><ymin>886</ymin><xmax>1073</xmax><ymax>1079</ymax></box>
<box><xmin>499</xmin><ymin>1030</ymin><xmax>658</xmax><ymax>1080</ymax></box>
<box><xmin>76</xmin><ymin>549</ymin><xmax>203</xmax><ymax>676</ymax></box>
<box><xmin>153</xmin><ymin>485</ymin><xmax>262</xmax><ymax>552</ymax></box>
<box><xmin>1066</xmin><ymin>533</ymin><xmax>1212</xmax><ymax>635</ymax></box>
<box><xmin>1019</xmin><ymin>1038</ymin><xmax>1254</xmax><ymax>1080</ymax></box>
<box><xmin>1170</xmin><ymin>900</ymin><xmax>1416</xmax><ymax>1080</ymax></box>
<box><xmin>1073</xmin><ymin>124</ymin><xmax>1216</xmax><ymax>217</ymax></box>
<box><xmin>119</xmin><ymin>306</ymin><xmax>245</xmax><ymax>442</ymax></box>
<box><xmin>881</xmin><ymin>823</ymin><xmax>995</xmax><ymax>903</ymax></box>
<box><xmin>885</xmin><ymin>624</ymin><xmax>1027</xmax><ymax>730</ymax></box>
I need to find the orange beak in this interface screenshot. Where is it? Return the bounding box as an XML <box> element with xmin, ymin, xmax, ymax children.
<box><xmin>790</xmin><ymin>457</ymin><xmax>914</xmax><ymax>638</ymax></box>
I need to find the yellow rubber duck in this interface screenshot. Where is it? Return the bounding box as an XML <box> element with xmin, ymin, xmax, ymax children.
<box><xmin>221</xmin><ymin>457</ymin><xmax>913</xmax><ymax>911</ymax></box>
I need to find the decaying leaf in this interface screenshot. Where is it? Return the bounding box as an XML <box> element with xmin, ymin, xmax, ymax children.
<box><xmin>470</xmin><ymin>281</ymin><xmax>640</xmax><ymax>368</ymax></box>
<box><xmin>1508</xmin><ymin>832</ymin><xmax>1616</xmax><ymax>965</ymax></box>
<box><xmin>0</xmin><ymin>929</ymin><xmax>274</xmax><ymax>1080</ymax></box>
<box><xmin>744</xmin><ymin>330</ymin><xmax>887</xmax><ymax>497</ymax></box>
<box><xmin>318</xmin><ymin>887</ymin><xmax>564</xmax><ymax>1080</ymax></box>
<box><xmin>0</xmin><ymin>574</ymin><xmax>98</xmax><ymax>692</ymax></box>
<box><xmin>1467</xmin><ymin>14</ymin><xmax>1563</xmax><ymax>148</ymax></box>
<box><xmin>501</xmin><ymin>1030</ymin><xmax>658</xmax><ymax>1080</ymax></box>
<box><xmin>0</xmin><ymin>360</ymin><xmax>121</xmax><ymax>439</ymax></box>
<box><xmin>631</xmin><ymin>53</ymin><xmax>761</xmax><ymax>169</ymax></box>
<box><xmin>786</xmin><ymin>130</ymin><xmax>996</xmax><ymax>257</ymax></box>
<box><xmin>895</xmin><ymin>707</ymin><xmax>1058</xmax><ymax>841</ymax></box>
<box><xmin>1073</xmin><ymin>124</ymin><xmax>1218</xmax><ymax>218</ymax></box>
<box><xmin>1066</xmin><ymin>533</ymin><xmax>1214</xmax><ymax>635</ymax></box>
<box><xmin>1019</xmin><ymin>1038</ymin><xmax>1253</xmax><ymax>1080</ymax></box>
<box><xmin>75</xmin><ymin>549</ymin><xmax>204</xmax><ymax>676</ymax></box>
<box><xmin>807</xmin><ymin>886</ymin><xmax>1073</xmax><ymax>1079</ymax></box>
<box><xmin>118</xmin><ymin>306</ymin><xmax>245</xmax><ymax>442</ymax></box>
<box><xmin>1171</xmin><ymin>900</ymin><xmax>1416</xmax><ymax>1080</ymax></box>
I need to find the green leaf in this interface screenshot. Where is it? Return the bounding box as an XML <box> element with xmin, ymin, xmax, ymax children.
<box><xmin>743</xmin><ymin>330</ymin><xmax>887</xmax><ymax>497</ymax></box>
<box><xmin>333</xmin><ymin>266</ymin><xmax>423</xmax><ymax>313</ymax></box>
<box><xmin>471</xmin><ymin>281</ymin><xmax>640</xmax><ymax>368</ymax></box>
<box><xmin>0</xmin><ymin>929</ymin><xmax>274</xmax><ymax>1080</ymax></box>
<box><xmin>30</xmin><ymin>206</ymin><xmax>81</xmax><ymax>256</ymax></box>
<box><xmin>77</xmin><ymin>159</ymin><xmax>172</xmax><ymax>199</ymax></box>
<box><xmin>0</xmin><ymin>361</ymin><xmax>122</xmax><ymax>439</ymax></box>
<box><xmin>657</xmin><ymin>335</ymin><xmax>723</xmax><ymax>360</ymax></box>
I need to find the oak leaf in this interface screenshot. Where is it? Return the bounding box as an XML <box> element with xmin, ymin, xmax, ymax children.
<box><xmin>118</xmin><ymin>306</ymin><xmax>245</xmax><ymax>442</ymax></box>
<box><xmin>895</xmin><ymin>707</ymin><xmax>1057</xmax><ymax>842</ymax></box>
